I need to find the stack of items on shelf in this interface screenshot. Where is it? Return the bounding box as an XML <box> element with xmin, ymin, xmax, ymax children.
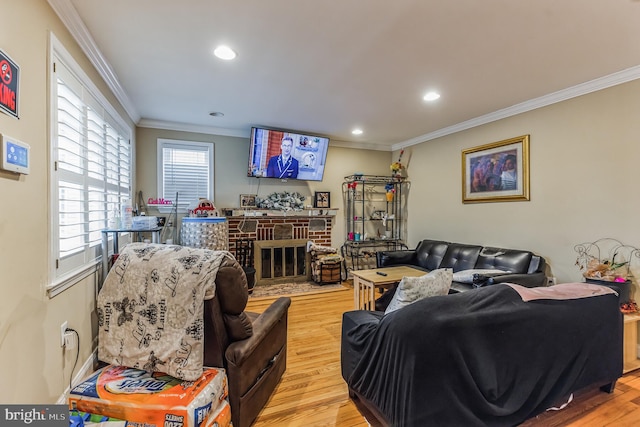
<box><xmin>342</xmin><ymin>174</ymin><xmax>408</xmax><ymax>271</ymax></box>
<box><xmin>69</xmin><ymin>365</ymin><xmax>231</xmax><ymax>427</ymax></box>
<box><xmin>308</xmin><ymin>241</ymin><xmax>343</xmax><ymax>285</ymax></box>
<box><xmin>131</xmin><ymin>215</ymin><xmax>158</xmax><ymax>230</ymax></box>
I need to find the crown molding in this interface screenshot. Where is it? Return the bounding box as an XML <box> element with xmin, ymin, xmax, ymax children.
<box><xmin>48</xmin><ymin>0</ymin><xmax>640</xmax><ymax>154</ymax></box>
<box><xmin>47</xmin><ymin>0</ymin><xmax>140</xmax><ymax>123</ymax></box>
<box><xmin>138</xmin><ymin>120</ymin><xmax>393</xmax><ymax>150</ymax></box>
<box><xmin>137</xmin><ymin>119</ymin><xmax>249</xmax><ymax>138</ymax></box>
<box><xmin>329</xmin><ymin>140</ymin><xmax>391</xmax><ymax>151</ymax></box>
<box><xmin>393</xmin><ymin>65</ymin><xmax>640</xmax><ymax>151</ymax></box>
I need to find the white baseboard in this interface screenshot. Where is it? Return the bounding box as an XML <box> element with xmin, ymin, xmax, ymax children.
<box><xmin>56</xmin><ymin>349</ymin><xmax>98</xmax><ymax>404</ymax></box>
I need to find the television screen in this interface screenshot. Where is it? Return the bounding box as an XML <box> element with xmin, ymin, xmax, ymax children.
<box><xmin>248</xmin><ymin>127</ymin><xmax>329</xmax><ymax>181</ymax></box>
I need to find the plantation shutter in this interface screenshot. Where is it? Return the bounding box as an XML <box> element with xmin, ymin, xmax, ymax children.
<box><xmin>54</xmin><ymin>60</ymin><xmax>131</xmax><ymax>279</ymax></box>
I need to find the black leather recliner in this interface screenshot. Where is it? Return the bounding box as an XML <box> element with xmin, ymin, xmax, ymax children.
<box><xmin>98</xmin><ymin>244</ymin><xmax>291</xmax><ymax>427</ymax></box>
<box><xmin>204</xmin><ymin>257</ymin><xmax>291</xmax><ymax>427</ymax></box>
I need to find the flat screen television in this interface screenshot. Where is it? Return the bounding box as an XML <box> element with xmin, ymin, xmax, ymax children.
<box><xmin>248</xmin><ymin>127</ymin><xmax>329</xmax><ymax>181</ymax></box>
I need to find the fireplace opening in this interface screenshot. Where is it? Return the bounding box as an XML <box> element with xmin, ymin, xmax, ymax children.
<box><xmin>254</xmin><ymin>239</ymin><xmax>309</xmax><ymax>285</ymax></box>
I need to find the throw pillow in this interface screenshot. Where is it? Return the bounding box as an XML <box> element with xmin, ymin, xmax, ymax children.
<box><xmin>452</xmin><ymin>269</ymin><xmax>508</xmax><ymax>283</ymax></box>
<box><xmin>385</xmin><ymin>268</ymin><xmax>453</xmax><ymax>314</ymax></box>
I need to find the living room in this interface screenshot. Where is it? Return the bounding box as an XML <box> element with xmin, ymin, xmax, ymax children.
<box><xmin>2</xmin><ymin>0</ymin><xmax>640</xmax><ymax>425</ymax></box>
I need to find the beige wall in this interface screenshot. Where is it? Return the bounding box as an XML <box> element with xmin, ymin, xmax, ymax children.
<box><xmin>0</xmin><ymin>0</ymin><xmax>134</xmax><ymax>404</ymax></box>
<box><xmin>0</xmin><ymin>0</ymin><xmax>389</xmax><ymax>404</ymax></box>
<box><xmin>4</xmin><ymin>0</ymin><xmax>640</xmax><ymax>406</ymax></box>
<box><xmin>135</xmin><ymin>127</ymin><xmax>391</xmax><ymax>247</ymax></box>
<box><xmin>405</xmin><ymin>78</ymin><xmax>640</xmax><ymax>298</ymax></box>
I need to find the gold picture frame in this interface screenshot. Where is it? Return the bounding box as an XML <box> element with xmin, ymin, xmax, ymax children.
<box><xmin>462</xmin><ymin>135</ymin><xmax>530</xmax><ymax>204</ymax></box>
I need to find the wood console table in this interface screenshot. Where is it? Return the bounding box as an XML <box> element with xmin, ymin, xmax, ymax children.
<box><xmin>351</xmin><ymin>266</ymin><xmax>425</xmax><ymax>310</ymax></box>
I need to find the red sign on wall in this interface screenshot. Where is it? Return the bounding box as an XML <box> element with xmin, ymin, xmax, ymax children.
<box><xmin>0</xmin><ymin>49</ymin><xmax>19</xmax><ymax>118</ymax></box>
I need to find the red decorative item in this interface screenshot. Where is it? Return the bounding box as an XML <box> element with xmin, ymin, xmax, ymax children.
<box><xmin>193</xmin><ymin>199</ymin><xmax>217</xmax><ymax>217</ymax></box>
<box><xmin>621</xmin><ymin>300</ymin><xmax>639</xmax><ymax>314</ymax></box>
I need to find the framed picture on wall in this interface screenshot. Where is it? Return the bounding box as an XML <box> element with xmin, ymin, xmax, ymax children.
<box><xmin>462</xmin><ymin>135</ymin><xmax>530</xmax><ymax>203</ymax></box>
<box><xmin>240</xmin><ymin>194</ymin><xmax>257</xmax><ymax>208</ymax></box>
<box><xmin>314</xmin><ymin>191</ymin><xmax>330</xmax><ymax>208</ymax></box>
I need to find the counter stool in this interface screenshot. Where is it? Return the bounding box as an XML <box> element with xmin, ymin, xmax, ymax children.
<box><xmin>235</xmin><ymin>238</ymin><xmax>256</xmax><ymax>294</ymax></box>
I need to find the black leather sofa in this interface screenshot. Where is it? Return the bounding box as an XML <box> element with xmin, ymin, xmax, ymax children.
<box><xmin>376</xmin><ymin>238</ymin><xmax>547</xmax><ymax>293</ymax></box>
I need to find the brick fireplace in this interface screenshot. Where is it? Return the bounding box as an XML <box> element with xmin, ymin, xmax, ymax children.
<box><xmin>227</xmin><ymin>213</ymin><xmax>335</xmax><ymax>285</ymax></box>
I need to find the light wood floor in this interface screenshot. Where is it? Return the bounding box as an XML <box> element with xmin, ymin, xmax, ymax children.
<box><xmin>246</xmin><ymin>284</ymin><xmax>640</xmax><ymax>427</ymax></box>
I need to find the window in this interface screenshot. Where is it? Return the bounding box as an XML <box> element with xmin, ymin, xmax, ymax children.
<box><xmin>49</xmin><ymin>34</ymin><xmax>132</xmax><ymax>295</ymax></box>
<box><xmin>157</xmin><ymin>139</ymin><xmax>214</xmax><ymax>208</ymax></box>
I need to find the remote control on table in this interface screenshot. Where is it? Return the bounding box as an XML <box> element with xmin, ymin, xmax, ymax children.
<box><xmin>376</xmin><ymin>271</ymin><xmax>388</xmax><ymax>276</ymax></box>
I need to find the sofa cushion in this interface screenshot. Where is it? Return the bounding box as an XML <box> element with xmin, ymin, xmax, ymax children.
<box><xmin>385</xmin><ymin>269</ymin><xmax>453</xmax><ymax>314</ymax></box>
<box><xmin>377</xmin><ymin>250</ymin><xmax>417</xmax><ymax>268</ymax></box>
<box><xmin>415</xmin><ymin>240</ymin><xmax>450</xmax><ymax>271</ymax></box>
<box><xmin>474</xmin><ymin>247</ymin><xmax>533</xmax><ymax>274</ymax></box>
<box><xmin>440</xmin><ymin>244</ymin><xmax>483</xmax><ymax>271</ymax></box>
<box><xmin>452</xmin><ymin>268</ymin><xmax>509</xmax><ymax>283</ymax></box>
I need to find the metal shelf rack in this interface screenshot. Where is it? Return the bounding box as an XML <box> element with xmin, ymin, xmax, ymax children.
<box><xmin>342</xmin><ymin>175</ymin><xmax>409</xmax><ymax>271</ymax></box>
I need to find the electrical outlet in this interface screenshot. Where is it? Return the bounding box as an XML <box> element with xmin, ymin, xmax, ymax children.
<box><xmin>60</xmin><ymin>321</ymin><xmax>68</xmax><ymax>347</ymax></box>
<box><xmin>64</xmin><ymin>330</ymin><xmax>76</xmax><ymax>349</ymax></box>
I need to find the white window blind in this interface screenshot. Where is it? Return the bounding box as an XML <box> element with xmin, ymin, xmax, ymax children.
<box><xmin>157</xmin><ymin>139</ymin><xmax>214</xmax><ymax>208</ymax></box>
<box><xmin>50</xmin><ymin>36</ymin><xmax>132</xmax><ymax>290</ymax></box>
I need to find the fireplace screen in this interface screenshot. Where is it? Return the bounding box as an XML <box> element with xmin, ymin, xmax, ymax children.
<box><xmin>254</xmin><ymin>239</ymin><xmax>309</xmax><ymax>285</ymax></box>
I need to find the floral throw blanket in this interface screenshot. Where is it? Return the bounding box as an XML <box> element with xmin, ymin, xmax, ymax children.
<box><xmin>98</xmin><ymin>243</ymin><xmax>233</xmax><ymax>381</ymax></box>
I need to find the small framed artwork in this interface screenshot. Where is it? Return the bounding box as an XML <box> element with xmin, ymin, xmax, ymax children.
<box><xmin>462</xmin><ymin>135</ymin><xmax>530</xmax><ymax>204</ymax></box>
<box><xmin>240</xmin><ymin>194</ymin><xmax>257</xmax><ymax>208</ymax></box>
<box><xmin>314</xmin><ymin>191</ymin><xmax>330</xmax><ymax>208</ymax></box>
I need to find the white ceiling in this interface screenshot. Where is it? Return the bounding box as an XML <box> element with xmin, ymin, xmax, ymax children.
<box><xmin>51</xmin><ymin>0</ymin><xmax>640</xmax><ymax>151</ymax></box>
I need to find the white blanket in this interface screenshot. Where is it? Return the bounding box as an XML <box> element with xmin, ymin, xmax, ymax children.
<box><xmin>98</xmin><ymin>243</ymin><xmax>232</xmax><ymax>381</ymax></box>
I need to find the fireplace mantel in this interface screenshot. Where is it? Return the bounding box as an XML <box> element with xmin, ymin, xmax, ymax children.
<box><xmin>224</xmin><ymin>208</ymin><xmax>338</xmax><ymax>218</ymax></box>
<box><xmin>227</xmin><ymin>212</ymin><xmax>336</xmax><ymax>260</ymax></box>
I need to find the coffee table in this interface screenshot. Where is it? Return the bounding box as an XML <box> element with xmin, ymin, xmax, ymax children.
<box><xmin>351</xmin><ymin>266</ymin><xmax>426</xmax><ymax>310</ymax></box>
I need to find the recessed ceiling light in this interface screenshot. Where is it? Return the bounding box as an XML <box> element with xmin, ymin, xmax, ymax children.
<box><xmin>423</xmin><ymin>91</ymin><xmax>441</xmax><ymax>101</ymax></box>
<box><xmin>213</xmin><ymin>45</ymin><xmax>236</xmax><ymax>60</ymax></box>
<box><xmin>352</xmin><ymin>129</ymin><xmax>363</xmax><ymax>135</ymax></box>
<box><xmin>209</xmin><ymin>112</ymin><xmax>224</xmax><ymax>117</ymax></box>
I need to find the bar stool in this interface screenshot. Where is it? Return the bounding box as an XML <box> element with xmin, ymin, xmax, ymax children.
<box><xmin>235</xmin><ymin>238</ymin><xmax>256</xmax><ymax>294</ymax></box>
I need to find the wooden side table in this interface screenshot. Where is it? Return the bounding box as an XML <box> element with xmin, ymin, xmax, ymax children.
<box><xmin>351</xmin><ymin>266</ymin><xmax>426</xmax><ymax>310</ymax></box>
<box><xmin>623</xmin><ymin>313</ymin><xmax>640</xmax><ymax>373</ymax></box>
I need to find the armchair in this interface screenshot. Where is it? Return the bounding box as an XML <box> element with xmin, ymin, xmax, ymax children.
<box><xmin>205</xmin><ymin>255</ymin><xmax>291</xmax><ymax>427</ymax></box>
<box><xmin>98</xmin><ymin>243</ymin><xmax>290</xmax><ymax>427</ymax></box>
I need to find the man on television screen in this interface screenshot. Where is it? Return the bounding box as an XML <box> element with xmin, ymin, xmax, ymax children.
<box><xmin>267</xmin><ymin>136</ymin><xmax>299</xmax><ymax>179</ymax></box>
